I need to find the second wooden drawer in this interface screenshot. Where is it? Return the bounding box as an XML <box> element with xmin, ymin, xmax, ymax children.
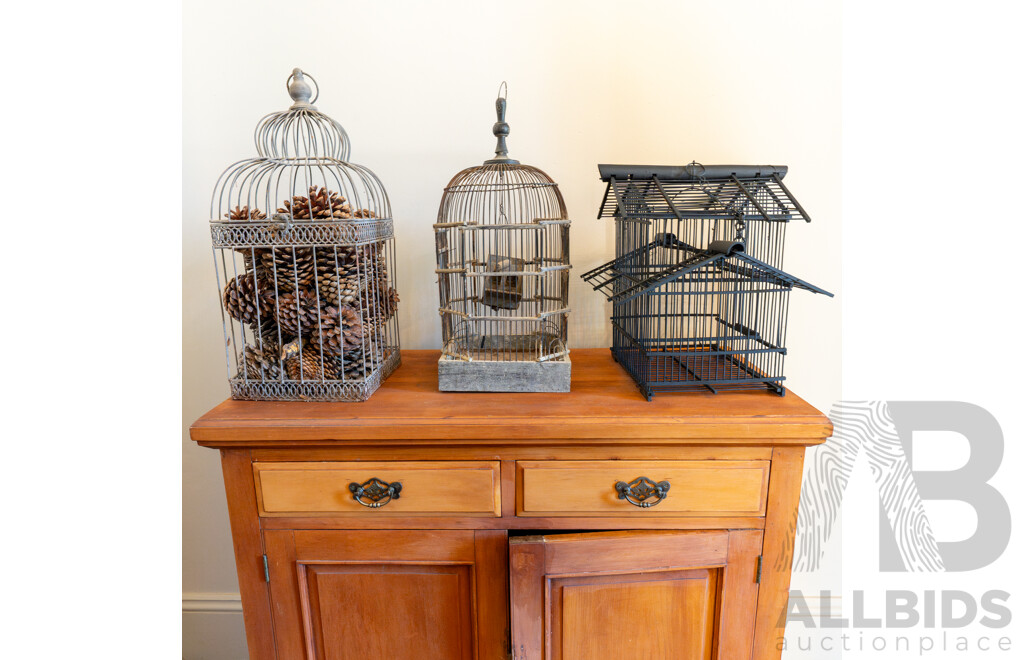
<box><xmin>517</xmin><ymin>460</ymin><xmax>769</xmax><ymax>516</ymax></box>
<box><xmin>255</xmin><ymin>461</ymin><xmax>501</xmax><ymax>517</ymax></box>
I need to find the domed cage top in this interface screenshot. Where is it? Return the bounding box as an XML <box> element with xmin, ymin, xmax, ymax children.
<box><xmin>209</xmin><ymin>69</ymin><xmax>401</xmax><ymax>402</ymax></box>
<box><xmin>434</xmin><ymin>85</ymin><xmax>571</xmax><ymax>392</ymax></box>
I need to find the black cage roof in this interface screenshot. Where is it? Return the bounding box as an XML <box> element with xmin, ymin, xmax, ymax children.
<box><xmin>581</xmin><ymin>236</ymin><xmax>833</xmax><ymax>305</ymax></box>
<box><xmin>597</xmin><ymin>163</ymin><xmax>811</xmax><ymax>223</ymax></box>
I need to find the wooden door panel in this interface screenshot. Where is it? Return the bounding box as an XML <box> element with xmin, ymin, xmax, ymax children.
<box><xmin>303</xmin><ymin>564</ymin><xmax>473</xmax><ymax>660</ymax></box>
<box><xmin>540</xmin><ymin>529</ymin><xmax>728</xmax><ymax>575</ymax></box>
<box><xmin>509</xmin><ymin>529</ymin><xmax>762</xmax><ymax>660</ymax></box>
<box><xmin>555</xmin><ymin>569</ymin><xmax>718</xmax><ymax>660</ymax></box>
<box><xmin>293</xmin><ymin>529</ymin><xmax>478</xmax><ymax>562</ymax></box>
<box><xmin>266</xmin><ymin>529</ymin><xmax>507</xmax><ymax>660</ymax></box>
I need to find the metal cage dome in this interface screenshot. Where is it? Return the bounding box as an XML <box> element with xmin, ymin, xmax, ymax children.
<box><xmin>253</xmin><ymin>69</ymin><xmax>350</xmax><ymax>161</ymax></box>
<box><xmin>211</xmin><ymin>69</ymin><xmax>389</xmax><ymax>224</ymax></box>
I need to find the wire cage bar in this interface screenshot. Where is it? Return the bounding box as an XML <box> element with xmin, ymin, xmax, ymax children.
<box><xmin>434</xmin><ymin>86</ymin><xmax>571</xmax><ymax>392</ymax></box>
<box><xmin>583</xmin><ymin>163</ymin><xmax>830</xmax><ymax>400</ymax></box>
<box><xmin>208</xmin><ymin>69</ymin><xmax>401</xmax><ymax>402</ymax></box>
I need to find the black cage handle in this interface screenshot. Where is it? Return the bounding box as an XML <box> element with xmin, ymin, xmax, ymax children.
<box><xmin>348</xmin><ymin>477</ymin><xmax>402</xmax><ymax>508</ymax></box>
<box><xmin>614</xmin><ymin>476</ymin><xmax>671</xmax><ymax>508</ymax></box>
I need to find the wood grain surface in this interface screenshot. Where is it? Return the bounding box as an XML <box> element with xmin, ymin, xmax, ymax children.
<box><xmin>509</xmin><ymin>529</ymin><xmax>764</xmax><ymax>660</ymax></box>
<box><xmin>752</xmin><ymin>446</ymin><xmax>807</xmax><ymax>660</ymax></box>
<box><xmin>254</xmin><ymin>461</ymin><xmax>501</xmax><ymax>516</ymax></box>
<box><xmin>517</xmin><ymin>460</ymin><xmax>769</xmax><ymax>517</ymax></box>
<box><xmin>265</xmin><ymin>529</ymin><xmax>508</xmax><ymax>660</ymax></box>
<box><xmin>191</xmin><ymin>350</ymin><xmax>832</xmax><ymax>446</ymax></box>
<box><xmin>218</xmin><ymin>450</ymin><xmax>276</xmax><ymax>660</ymax></box>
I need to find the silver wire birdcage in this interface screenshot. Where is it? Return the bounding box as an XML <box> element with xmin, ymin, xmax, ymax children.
<box><xmin>434</xmin><ymin>84</ymin><xmax>571</xmax><ymax>392</ymax></box>
<box><xmin>209</xmin><ymin>68</ymin><xmax>401</xmax><ymax>401</ymax></box>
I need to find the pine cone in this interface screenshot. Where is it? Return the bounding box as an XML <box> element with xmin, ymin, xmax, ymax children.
<box><xmin>357</xmin><ymin>282</ymin><xmax>400</xmax><ymax>335</ymax></box>
<box><xmin>366</xmin><ymin>284</ymin><xmax>400</xmax><ymax>321</ymax></box>
<box><xmin>353</xmin><ymin>209</ymin><xmax>377</xmax><ymax>219</ymax></box>
<box><xmin>224</xmin><ymin>206</ymin><xmax>270</xmax><ymax>272</ymax></box>
<box><xmin>311</xmin><ymin>304</ymin><xmax>365</xmax><ymax>356</ymax></box>
<box><xmin>240</xmin><ymin>339</ymin><xmax>284</xmax><ymax>381</ymax></box>
<box><xmin>331</xmin><ymin>346</ymin><xmax>386</xmax><ymax>380</ymax></box>
<box><xmin>277</xmin><ymin>186</ymin><xmax>353</xmax><ymax>220</ymax></box>
<box><xmin>313</xmin><ymin>246</ymin><xmax>370</xmax><ymax>304</ymax></box>
<box><xmin>316</xmin><ymin>245</ymin><xmax>361</xmax><ymax>272</ymax></box>
<box><xmin>268</xmin><ymin>287</ymin><xmax>323</xmax><ymax>336</ymax></box>
<box><xmin>224</xmin><ymin>205</ymin><xmax>267</xmax><ymax>221</ymax></box>
<box><xmin>236</xmin><ymin>247</ymin><xmax>271</xmax><ymax>273</ymax></box>
<box><xmin>363</xmin><ymin>244</ymin><xmax>391</xmax><ymax>284</ymax></box>
<box><xmin>282</xmin><ymin>339</ymin><xmax>340</xmax><ymax>381</ymax></box>
<box><xmin>318</xmin><ymin>270</ymin><xmax>363</xmax><ymax>305</ymax></box>
<box><xmin>223</xmin><ymin>273</ymin><xmax>270</xmax><ymax>326</ymax></box>
<box><xmin>262</xmin><ymin>285</ymin><xmax>368</xmax><ymax>356</ymax></box>
<box><xmin>259</xmin><ymin>247</ymin><xmax>318</xmax><ymax>292</ymax></box>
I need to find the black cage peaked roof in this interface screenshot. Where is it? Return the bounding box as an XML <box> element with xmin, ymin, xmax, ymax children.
<box><xmin>597</xmin><ymin>164</ymin><xmax>811</xmax><ymax>223</ymax></box>
<box><xmin>583</xmin><ymin>236</ymin><xmax>833</xmax><ymax>304</ymax></box>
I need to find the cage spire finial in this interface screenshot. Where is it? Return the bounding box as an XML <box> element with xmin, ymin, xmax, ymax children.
<box><xmin>485</xmin><ymin>82</ymin><xmax>519</xmax><ymax>165</ymax></box>
<box><xmin>287</xmin><ymin>68</ymin><xmax>318</xmax><ymax>109</ymax></box>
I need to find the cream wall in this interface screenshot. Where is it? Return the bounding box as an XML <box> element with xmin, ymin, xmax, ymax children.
<box><xmin>183</xmin><ymin>1</ymin><xmax>840</xmax><ymax>656</ymax></box>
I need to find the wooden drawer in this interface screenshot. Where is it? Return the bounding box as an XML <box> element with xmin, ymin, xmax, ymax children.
<box><xmin>255</xmin><ymin>461</ymin><xmax>501</xmax><ymax>517</ymax></box>
<box><xmin>516</xmin><ymin>460</ymin><xmax>769</xmax><ymax>517</ymax></box>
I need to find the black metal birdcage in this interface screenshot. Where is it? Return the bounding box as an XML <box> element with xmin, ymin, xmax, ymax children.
<box><xmin>582</xmin><ymin>163</ymin><xmax>832</xmax><ymax>400</ymax></box>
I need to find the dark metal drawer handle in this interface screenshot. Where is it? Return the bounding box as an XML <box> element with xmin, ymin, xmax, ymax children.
<box><xmin>348</xmin><ymin>478</ymin><xmax>402</xmax><ymax>508</ymax></box>
<box><xmin>615</xmin><ymin>476</ymin><xmax>671</xmax><ymax>508</ymax></box>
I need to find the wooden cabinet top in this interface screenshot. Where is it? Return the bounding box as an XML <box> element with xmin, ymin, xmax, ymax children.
<box><xmin>190</xmin><ymin>349</ymin><xmax>832</xmax><ymax>447</ymax></box>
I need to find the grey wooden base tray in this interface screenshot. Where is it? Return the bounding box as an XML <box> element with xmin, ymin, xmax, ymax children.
<box><xmin>438</xmin><ymin>355</ymin><xmax>571</xmax><ymax>393</ymax></box>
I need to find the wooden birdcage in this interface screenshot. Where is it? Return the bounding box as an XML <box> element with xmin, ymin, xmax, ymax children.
<box><xmin>434</xmin><ymin>85</ymin><xmax>571</xmax><ymax>392</ymax></box>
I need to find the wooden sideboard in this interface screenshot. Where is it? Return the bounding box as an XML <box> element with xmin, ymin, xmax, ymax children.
<box><xmin>191</xmin><ymin>349</ymin><xmax>832</xmax><ymax>660</ymax></box>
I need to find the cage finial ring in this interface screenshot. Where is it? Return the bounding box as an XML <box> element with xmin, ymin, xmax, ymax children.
<box><xmin>498</xmin><ymin>81</ymin><xmax>508</xmax><ymax>100</ymax></box>
<box><xmin>685</xmin><ymin>160</ymin><xmax>705</xmax><ymax>178</ymax></box>
<box><xmin>286</xmin><ymin>68</ymin><xmax>320</xmax><ymax>106</ymax></box>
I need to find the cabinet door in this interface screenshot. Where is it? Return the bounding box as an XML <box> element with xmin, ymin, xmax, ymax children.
<box><xmin>509</xmin><ymin>529</ymin><xmax>762</xmax><ymax>660</ymax></box>
<box><xmin>265</xmin><ymin>529</ymin><xmax>508</xmax><ymax>660</ymax></box>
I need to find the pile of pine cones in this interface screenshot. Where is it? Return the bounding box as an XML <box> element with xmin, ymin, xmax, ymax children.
<box><xmin>222</xmin><ymin>187</ymin><xmax>398</xmax><ymax>383</ymax></box>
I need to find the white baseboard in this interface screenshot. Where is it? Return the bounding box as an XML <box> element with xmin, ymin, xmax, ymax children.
<box><xmin>182</xmin><ymin>592</ymin><xmax>243</xmax><ymax>613</ymax></box>
<box><xmin>183</xmin><ymin>603</ymin><xmax>248</xmax><ymax>660</ymax></box>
